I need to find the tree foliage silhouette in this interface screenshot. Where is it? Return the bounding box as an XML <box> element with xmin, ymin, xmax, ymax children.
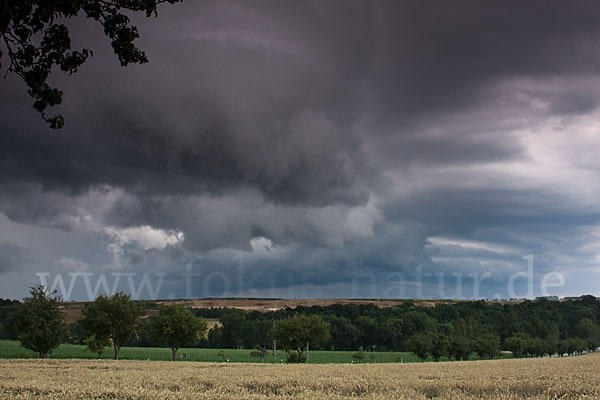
<box><xmin>273</xmin><ymin>315</ymin><xmax>330</xmax><ymax>363</ymax></box>
<box><xmin>0</xmin><ymin>0</ymin><xmax>182</xmax><ymax>128</ymax></box>
<box><xmin>82</xmin><ymin>292</ymin><xmax>145</xmax><ymax>360</ymax></box>
<box><xmin>9</xmin><ymin>285</ymin><xmax>66</xmax><ymax>358</ymax></box>
<box><xmin>149</xmin><ymin>304</ymin><xmax>207</xmax><ymax>361</ymax></box>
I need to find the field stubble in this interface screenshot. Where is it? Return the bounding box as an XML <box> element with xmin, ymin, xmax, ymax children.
<box><xmin>1</xmin><ymin>353</ymin><xmax>599</xmax><ymax>399</ymax></box>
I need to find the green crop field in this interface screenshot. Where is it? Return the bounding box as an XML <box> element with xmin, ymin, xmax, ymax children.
<box><xmin>0</xmin><ymin>340</ymin><xmax>429</xmax><ymax>363</ymax></box>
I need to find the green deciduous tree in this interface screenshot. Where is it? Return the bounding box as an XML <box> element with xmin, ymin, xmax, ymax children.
<box><xmin>84</xmin><ymin>333</ymin><xmax>106</xmax><ymax>358</ymax></box>
<box><xmin>8</xmin><ymin>285</ymin><xmax>66</xmax><ymax>358</ymax></box>
<box><xmin>149</xmin><ymin>304</ymin><xmax>207</xmax><ymax>361</ymax></box>
<box><xmin>355</xmin><ymin>315</ymin><xmax>377</xmax><ymax>350</ymax></box>
<box><xmin>505</xmin><ymin>332</ymin><xmax>534</xmax><ymax>358</ymax></box>
<box><xmin>323</xmin><ymin>315</ymin><xmax>360</xmax><ymax>351</ymax></box>
<box><xmin>82</xmin><ymin>292</ymin><xmax>145</xmax><ymax>360</ymax></box>
<box><xmin>0</xmin><ymin>0</ymin><xmax>182</xmax><ymax>128</ymax></box>
<box><xmin>273</xmin><ymin>315</ymin><xmax>330</xmax><ymax>363</ymax></box>
<box><xmin>405</xmin><ymin>333</ymin><xmax>432</xmax><ymax>362</ymax></box>
<box><xmin>219</xmin><ymin>310</ymin><xmax>247</xmax><ymax>349</ymax></box>
<box><xmin>573</xmin><ymin>318</ymin><xmax>600</xmax><ymax>351</ymax></box>
<box><xmin>448</xmin><ymin>334</ymin><xmax>472</xmax><ymax>361</ymax></box>
<box><xmin>473</xmin><ymin>332</ymin><xmax>501</xmax><ymax>359</ymax></box>
<box><xmin>401</xmin><ymin>311</ymin><xmax>437</xmax><ymax>338</ymax></box>
<box><xmin>429</xmin><ymin>332</ymin><xmax>450</xmax><ymax>362</ymax></box>
<box><xmin>565</xmin><ymin>337</ymin><xmax>588</xmax><ymax>355</ymax></box>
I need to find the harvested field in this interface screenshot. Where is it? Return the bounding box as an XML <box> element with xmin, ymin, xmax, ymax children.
<box><xmin>163</xmin><ymin>298</ymin><xmax>462</xmax><ymax>311</ymax></box>
<box><xmin>1</xmin><ymin>353</ymin><xmax>599</xmax><ymax>399</ymax></box>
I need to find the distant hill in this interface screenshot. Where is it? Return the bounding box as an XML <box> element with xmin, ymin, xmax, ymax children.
<box><xmin>50</xmin><ymin>295</ymin><xmax>596</xmax><ymax>323</ymax></box>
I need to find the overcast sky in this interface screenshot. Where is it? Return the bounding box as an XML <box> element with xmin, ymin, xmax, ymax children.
<box><xmin>2</xmin><ymin>1</ymin><xmax>600</xmax><ymax>300</ymax></box>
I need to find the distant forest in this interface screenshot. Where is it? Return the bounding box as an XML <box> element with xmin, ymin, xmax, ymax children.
<box><xmin>190</xmin><ymin>297</ymin><xmax>600</xmax><ymax>359</ymax></box>
<box><xmin>2</xmin><ymin>297</ymin><xmax>599</xmax><ymax>359</ymax></box>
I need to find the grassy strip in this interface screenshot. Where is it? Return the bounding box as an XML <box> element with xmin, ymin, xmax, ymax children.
<box><xmin>0</xmin><ymin>340</ymin><xmax>425</xmax><ymax>363</ymax></box>
<box><xmin>0</xmin><ymin>340</ymin><xmax>514</xmax><ymax>363</ymax></box>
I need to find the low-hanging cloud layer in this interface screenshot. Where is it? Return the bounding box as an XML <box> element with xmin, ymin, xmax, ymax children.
<box><xmin>2</xmin><ymin>0</ymin><xmax>600</xmax><ymax>300</ymax></box>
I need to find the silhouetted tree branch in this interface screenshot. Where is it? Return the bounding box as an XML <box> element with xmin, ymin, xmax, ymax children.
<box><xmin>0</xmin><ymin>0</ymin><xmax>182</xmax><ymax>128</ymax></box>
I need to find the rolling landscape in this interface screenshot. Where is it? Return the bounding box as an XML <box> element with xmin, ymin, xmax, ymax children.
<box><xmin>3</xmin><ymin>0</ymin><xmax>600</xmax><ymax>398</ymax></box>
<box><xmin>1</xmin><ymin>295</ymin><xmax>599</xmax><ymax>399</ymax></box>
<box><xmin>2</xmin><ymin>294</ymin><xmax>600</xmax><ymax>398</ymax></box>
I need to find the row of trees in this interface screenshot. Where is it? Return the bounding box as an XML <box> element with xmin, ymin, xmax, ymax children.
<box><xmin>6</xmin><ymin>286</ymin><xmax>333</xmax><ymax>363</ymax></box>
<box><xmin>191</xmin><ymin>296</ymin><xmax>600</xmax><ymax>354</ymax></box>
<box><xmin>504</xmin><ymin>332</ymin><xmax>597</xmax><ymax>358</ymax></box>
<box><xmin>404</xmin><ymin>327</ymin><xmax>600</xmax><ymax>362</ymax></box>
<box><xmin>8</xmin><ymin>286</ymin><xmax>208</xmax><ymax>360</ymax></box>
<box><xmin>405</xmin><ymin>331</ymin><xmax>500</xmax><ymax>362</ymax></box>
<box><xmin>81</xmin><ymin>292</ymin><xmax>208</xmax><ymax>361</ymax></box>
<box><xmin>3</xmin><ymin>288</ymin><xmax>600</xmax><ymax>362</ymax></box>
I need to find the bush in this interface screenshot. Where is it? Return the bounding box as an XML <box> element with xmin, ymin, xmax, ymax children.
<box><xmin>286</xmin><ymin>352</ymin><xmax>307</xmax><ymax>363</ymax></box>
<box><xmin>352</xmin><ymin>347</ymin><xmax>366</xmax><ymax>362</ymax></box>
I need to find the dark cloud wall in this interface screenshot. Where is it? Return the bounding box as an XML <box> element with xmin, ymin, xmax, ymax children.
<box><xmin>1</xmin><ymin>1</ymin><xmax>600</xmax><ymax>299</ymax></box>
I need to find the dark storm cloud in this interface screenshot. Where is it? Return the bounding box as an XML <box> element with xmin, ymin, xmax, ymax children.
<box><xmin>4</xmin><ymin>1</ymin><xmax>600</xmax><ymax>207</ymax></box>
<box><xmin>2</xmin><ymin>2</ymin><xmax>598</xmax><ymax>191</ymax></box>
<box><xmin>365</xmin><ymin>1</ymin><xmax>600</xmax><ymax>128</ymax></box>
<box><xmin>2</xmin><ymin>1</ymin><xmax>600</xmax><ymax>298</ymax></box>
<box><xmin>1</xmin><ymin>0</ymin><xmax>378</xmax><ymax>210</ymax></box>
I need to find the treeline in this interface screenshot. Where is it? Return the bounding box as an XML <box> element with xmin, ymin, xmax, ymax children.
<box><xmin>3</xmin><ymin>288</ymin><xmax>208</xmax><ymax>360</ymax></box>
<box><xmin>0</xmin><ymin>298</ymin><xmax>19</xmax><ymax>340</ymax></box>
<box><xmin>1</xmin><ymin>288</ymin><xmax>328</xmax><ymax>363</ymax></box>
<box><xmin>184</xmin><ymin>297</ymin><xmax>600</xmax><ymax>360</ymax></box>
<box><xmin>2</xmin><ymin>294</ymin><xmax>600</xmax><ymax>361</ymax></box>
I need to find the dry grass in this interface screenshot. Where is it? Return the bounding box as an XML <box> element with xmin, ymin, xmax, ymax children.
<box><xmin>1</xmin><ymin>354</ymin><xmax>599</xmax><ymax>399</ymax></box>
<box><xmin>55</xmin><ymin>298</ymin><xmax>486</xmax><ymax>323</ymax></box>
<box><xmin>180</xmin><ymin>298</ymin><xmax>460</xmax><ymax>311</ymax></box>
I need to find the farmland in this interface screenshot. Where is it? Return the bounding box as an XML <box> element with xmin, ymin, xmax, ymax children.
<box><xmin>0</xmin><ymin>340</ymin><xmax>423</xmax><ymax>363</ymax></box>
<box><xmin>56</xmin><ymin>298</ymin><xmax>468</xmax><ymax>324</ymax></box>
<box><xmin>1</xmin><ymin>353</ymin><xmax>599</xmax><ymax>399</ymax></box>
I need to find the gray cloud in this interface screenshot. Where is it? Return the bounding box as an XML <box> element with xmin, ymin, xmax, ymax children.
<box><xmin>0</xmin><ymin>242</ymin><xmax>30</xmax><ymax>275</ymax></box>
<box><xmin>1</xmin><ymin>1</ymin><xmax>600</xmax><ymax>299</ymax></box>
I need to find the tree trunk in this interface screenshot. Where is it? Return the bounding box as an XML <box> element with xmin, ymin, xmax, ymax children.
<box><xmin>172</xmin><ymin>347</ymin><xmax>178</xmax><ymax>361</ymax></box>
<box><xmin>297</xmin><ymin>349</ymin><xmax>304</xmax><ymax>360</ymax></box>
<box><xmin>114</xmin><ymin>342</ymin><xmax>120</xmax><ymax>360</ymax></box>
<box><xmin>40</xmin><ymin>352</ymin><xmax>47</xmax><ymax>359</ymax></box>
